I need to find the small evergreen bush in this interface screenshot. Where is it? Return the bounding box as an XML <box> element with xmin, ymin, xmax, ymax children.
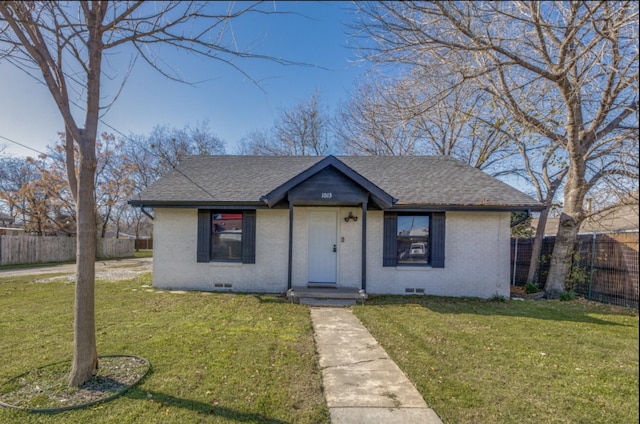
<box><xmin>525</xmin><ymin>282</ymin><xmax>541</xmax><ymax>294</ymax></box>
<box><xmin>559</xmin><ymin>290</ymin><xmax>577</xmax><ymax>301</ymax></box>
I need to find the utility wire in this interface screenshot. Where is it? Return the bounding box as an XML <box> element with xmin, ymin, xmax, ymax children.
<box><xmin>99</xmin><ymin>119</ymin><xmax>218</xmax><ymax>200</ymax></box>
<box><xmin>0</xmin><ymin>134</ymin><xmax>48</xmax><ymax>156</ymax></box>
<box><xmin>1</xmin><ymin>122</ymin><xmax>218</xmax><ymax>201</ymax></box>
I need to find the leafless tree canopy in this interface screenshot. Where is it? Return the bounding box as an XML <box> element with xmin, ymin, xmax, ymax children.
<box><xmin>239</xmin><ymin>91</ymin><xmax>331</xmax><ymax>155</ymax></box>
<box><xmin>335</xmin><ymin>72</ymin><xmax>517</xmax><ymax>176</ymax></box>
<box><xmin>354</xmin><ymin>1</ymin><xmax>639</xmax><ymax>296</ymax></box>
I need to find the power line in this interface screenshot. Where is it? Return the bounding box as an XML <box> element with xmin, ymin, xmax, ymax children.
<box><xmin>100</xmin><ymin>119</ymin><xmax>218</xmax><ymax>200</ymax></box>
<box><xmin>1</xmin><ymin>122</ymin><xmax>218</xmax><ymax>201</ymax></box>
<box><xmin>0</xmin><ymin>134</ymin><xmax>47</xmax><ymax>156</ymax></box>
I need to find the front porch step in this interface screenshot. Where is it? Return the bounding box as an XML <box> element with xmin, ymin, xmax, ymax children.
<box><xmin>299</xmin><ymin>298</ymin><xmax>356</xmax><ymax>307</ymax></box>
<box><xmin>287</xmin><ymin>287</ymin><xmax>367</xmax><ymax>306</ymax></box>
<box><xmin>307</xmin><ymin>283</ymin><xmax>338</xmax><ymax>289</ymax></box>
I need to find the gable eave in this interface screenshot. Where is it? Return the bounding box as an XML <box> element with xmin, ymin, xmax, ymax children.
<box><xmin>260</xmin><ymin>155</ymin><xmax>396</xmax><ymax>208</ymax></box>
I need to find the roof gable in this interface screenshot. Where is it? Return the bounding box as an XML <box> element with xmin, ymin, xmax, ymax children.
<box><xmin>260</xmin><ymin>156</ymin><xmax>395</xmax><ymax>208</ymax></box>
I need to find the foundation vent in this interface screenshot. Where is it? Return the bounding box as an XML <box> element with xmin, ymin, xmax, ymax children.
<box><xmin>405</xmin><ymin>288</ymin><xmax>415</xmax><ymax>293</ymax></box>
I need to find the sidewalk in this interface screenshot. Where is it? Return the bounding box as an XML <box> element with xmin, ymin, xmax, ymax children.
<box><xmin>310</xmin><ymin>308</ymin><xmax>443</xmax><ymax>424</ymax></box>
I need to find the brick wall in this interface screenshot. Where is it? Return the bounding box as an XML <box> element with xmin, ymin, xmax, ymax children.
<box><xmin>153</xmin><ymin>208</ymin><xmax>512</xmax><ymax>298</ymax></box>
<box><xmin>153</xmin><ymin>208</ymin><xmax>288</xmax><ymax>292</ymax></box>
<box><xmin>366</xmin><ymin>211</ymin><xmax>511</xmax><ymax>298</ymax></box>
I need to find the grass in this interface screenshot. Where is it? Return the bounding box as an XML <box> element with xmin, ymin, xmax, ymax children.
<box><xmin>353</xmin><ymin>295</ymin><xmax>639</xmax><ymax>424</ymax></box>
<box><xmin>0</xmin><ymin>273</ymin><xmax>328</xmax><ymax>423</ymax></box>
<box><xmin>2</xmin><ymin>270</ymin><xmax>637</xmax><ymax>424</ymax></box>
<box><xmin>133</xmin><ymin>250</ymin><xmax>153</xmax><ymax>258</ymax></box>
<box><xmin>0</xmin><ymin>260</ymin><xmax>75</xmax><ymax>271</ymax></box>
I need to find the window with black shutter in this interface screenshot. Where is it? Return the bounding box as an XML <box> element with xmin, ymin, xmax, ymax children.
<box><xmin>383</xmin><ymin>212</ymin><xmax>445</xmax><ymax>268</ymax></box>
<box><xmin>197</xmin><ymin>210</ymin><xmax>256</xmax><ymax>263</ymax></box>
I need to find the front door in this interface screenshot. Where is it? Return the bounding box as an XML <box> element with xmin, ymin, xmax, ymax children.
<box><xmin>308</xmin><ymin>210</ymin><xmax>337</xmax><ymax>284</ymax></box>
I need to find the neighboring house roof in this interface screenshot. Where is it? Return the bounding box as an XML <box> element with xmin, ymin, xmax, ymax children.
<box><xmin>0</xmin><ymin>212</ymin><xmax>14</xmax><ymax>225</ymax></box>
<box><xmin>534</xmin><ymin>203</ymin><xmax>639</xmax><ymax>236</ymax></box>
<box><xmin>0</xmin><ymin>212</ymin><xmax>14</xmax><ymax>219</ymax></box>
<box><xmin>131</xmin><ymin>155</ymin><xmax>542</xmax><ymax>211</ymax></box>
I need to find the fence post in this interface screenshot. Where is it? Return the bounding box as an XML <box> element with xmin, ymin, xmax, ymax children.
<box><xmin>512</xmin><ymin>237</ymin><xmax>518</xmax><ymax>286</ymax></box>
<box><xmin>538</xmin><ymin>236</ymin><xmax>547</xmax><ymax>284</ymax></box>
<box><xmin>588</xmin><ymin>231</ymin><xmax>596</xmax><ymax>301</ymax></box>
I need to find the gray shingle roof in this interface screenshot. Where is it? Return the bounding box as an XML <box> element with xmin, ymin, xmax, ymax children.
<box><xmin>132</xmin><ymin>155</ymin><xmax>541</xmax><ymax>210</ymax></box>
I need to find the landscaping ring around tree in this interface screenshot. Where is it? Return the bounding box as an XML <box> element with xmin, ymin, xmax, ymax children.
<box><xmin>0</xmin><ymin>355</ymin><xmax>150</xmax><ymax>413</ymax></box>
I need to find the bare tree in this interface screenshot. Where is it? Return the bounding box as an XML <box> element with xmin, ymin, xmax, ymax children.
<box><xmin>0</xmin><ymin>1</ymin><xmax>289</xmax><ymax>386</ymax></box>
<box><xmin>335</xmin><ymin>72</ymin><xmax>517</xmax><ymax>177</ymax></box>
<box><xmin>355</xmin><ymin>1</ymin><xmax>639</xmax><ymax>297</ymax></box>
<box><xmin>0</xmin><ymin>156</ymin><xmax>38</xmax><ymax>221</ymax></box>
<box><xmin>515</xmin><ymin>137</ymin><xmax>568</xmax><ymax>284</ymax></box>
<box><xmin>396</xmin><ymin>73</ymin><xmax>518</xmax><ymax>175</ymax></box>
<box><xmin>124</xmin><ymin>122</ymin><xmax>226</xmax><ymax>190</ymax></box>
<box><xmin>240</xmin><ymin>91</ymin><xmax>331</xmax><ymax>155</ymax></box>
<box><xmin>334</xmin><ymin>78</ymin><xmax>425</xmax><ymax>155</ymax></box>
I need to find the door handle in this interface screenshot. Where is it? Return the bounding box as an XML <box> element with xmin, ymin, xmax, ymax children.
<box><xmin>332</xmin><ymin>244</ymin><xmax>337</xmax><ymax>252</ymax></box>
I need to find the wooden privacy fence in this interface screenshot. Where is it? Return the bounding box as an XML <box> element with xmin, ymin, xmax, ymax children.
<box><xmin>0</xmin><ymin>235</ymin><xmax>135</xmax><ymax>266</ymax></box>
<box><xmin>134</xmin><ymin>238</ymin><xmax>153</xmax><ymax>250</ymax></box>
<box><xmin>511</xmin><ymin>232</ymin><xmax>639</xmax><ymax>309</ymax></box>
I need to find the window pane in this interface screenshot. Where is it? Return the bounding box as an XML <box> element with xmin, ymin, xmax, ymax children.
<box><xmin>211</xmin><ymin>213</ymin><xmax>242</xmax><ymax>261</ymax></box>
<box><xmin>397</xmin><ymin>215</ymin><xmax>429</xmax><ymax>265</ymax></box>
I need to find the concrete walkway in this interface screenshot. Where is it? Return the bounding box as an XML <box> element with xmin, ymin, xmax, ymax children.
<box><xmin>310</xmin><ymin>308</ymin><xmax>443</xmax><ymax>424</ymax></box>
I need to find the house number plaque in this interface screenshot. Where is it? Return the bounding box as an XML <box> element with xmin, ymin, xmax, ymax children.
<box><xmin>321</xmin><ymin>192</ymin><xmax>333</xmax><ymax>199</ymax></box>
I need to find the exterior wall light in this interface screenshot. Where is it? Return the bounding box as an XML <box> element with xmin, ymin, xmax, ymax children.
<box><xmin>344</xmin><ymin>212</ymin><xmax>358</xmax><ymax>222</ymax></box>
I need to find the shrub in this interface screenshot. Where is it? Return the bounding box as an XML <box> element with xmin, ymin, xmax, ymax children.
<box><xmin>559</xmin><ymin>290</ymin><xmax>577</xmax><ymax>301</ymax></box>
<box><xmin>489</xmin><ymin>293</ymin><xmax>506</xmax><ymax>302</ymax></box>
<box><xmin>525</xmin><ymin>282</ymin><xmax>541</xmax><ymax>294</ymax></box>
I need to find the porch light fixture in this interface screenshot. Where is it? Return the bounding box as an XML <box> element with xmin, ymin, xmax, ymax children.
<box><xmin>344</xmin><ymin>212</ymin><xmax>358</xmax><ymax>222</ymax></box>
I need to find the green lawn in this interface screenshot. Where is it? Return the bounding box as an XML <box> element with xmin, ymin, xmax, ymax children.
<box><xmin>133</xmin><ymin>250</ymin><xmax>153</xmax><ymax>258</ymax></box>
<box><xmin>1</xmin><ymin>273</ymin><xmax>637</xmax><ymax>424</ymax></box>
<box><xmin>0</xmin><ymin>273</ymin><xmax>328</xmax><ymax>423</ymax></box>
<box><xmin>353</xmin><ymin>296</ymin><xmax>639</xmax><ymax>424</ymax></box>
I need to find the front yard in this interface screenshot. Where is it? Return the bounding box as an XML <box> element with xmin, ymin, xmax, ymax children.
<box><xmin>1</xmin><ymin>271</ymin><xmax>637</xmax><ymax>423</ymax></box>
<box><xmin>0</xmin><ymin>273</ymin><xmax>328</xmax><ymax>423</ymax></box>
<box><xmin>354</xmin><ymin>296</ymin><xmax>639</xmax><ymax>424</ymax></box>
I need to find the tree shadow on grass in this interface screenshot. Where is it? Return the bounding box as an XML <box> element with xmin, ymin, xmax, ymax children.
<box><xmin>251</xmin><ymin>294</ymin><xmax>289</xmax><ymax>304</ymax></box>
<box><xmin>362</xmin><ymin>295</ymin><xmax>637</xmax><ymax>327</ymax></box>
<box><xmin>125</xmin><ymin>388</ymin><xmax>290</xmax><ymax>423</ymax></box>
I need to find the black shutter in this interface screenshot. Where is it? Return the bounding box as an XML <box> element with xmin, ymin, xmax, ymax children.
<box><xmin>383</xmin><ymin>212</ymin><xmax>397</xmax><ymax>267</ymax></box>
<box><xmin>197</xmin><ymin>210</ymin><xmax>211</xmax><ymax>263</ymax></box>
<box><xmin>431</xmin><ymin>212</ymin><xmax>445</xmax><ymax>268</ymax></box>
<box><xmin>242</xmin><ymin>210</ymin><xmax>256</xmax><ymax>264</ymax></box>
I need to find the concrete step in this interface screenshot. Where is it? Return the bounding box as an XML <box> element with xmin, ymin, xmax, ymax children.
<box><xmin>299</xmin><ymin>298</ymin><xmax>357</xmax><ymax>307</ymax></box>
<box><xmin>288</xmin><ymin>287</ymin><xmax>367</xmax><ymax>300</ymax></box>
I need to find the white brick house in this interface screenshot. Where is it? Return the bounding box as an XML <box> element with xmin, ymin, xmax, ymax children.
<box><xmin>131</xmin><ymin>155</ymin><xmax>541</xmax><ymax>299</ymax></box>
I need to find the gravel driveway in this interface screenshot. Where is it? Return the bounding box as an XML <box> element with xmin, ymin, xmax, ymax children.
<box><xmin>0</xmin><ymin>257</ymin><xmax>153</xmax><ymax>282</ymax></box>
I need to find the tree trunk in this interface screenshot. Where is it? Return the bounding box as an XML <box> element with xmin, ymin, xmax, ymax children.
<box><xmin>544</xmin><ymin>212</ymin><xmax>580</xmax><ymax>297</ymax></box>
<box><xmin>68</xmin><ymin>136</ymin><xmax>98</xmax><ymax>387</ymax></box>
<box><xmin>545</xmin><ymin>162</ymin><xmax>585</xmax><ymax>298</ymax></box>
<box><xmin>526</xmin><ymin>205</ymin><xmax>551</xmax><ymax>284</ymax></box>
<box><xmin>100</xmin><ymin>214</ymin><xmax>108</xmax><ymax>238</ymax></box>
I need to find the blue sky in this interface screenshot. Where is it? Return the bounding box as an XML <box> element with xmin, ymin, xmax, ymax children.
<box><xmin>0</xmin><ymin>2</ymin><xmax>368</xmax><ymax>157</ymax></box>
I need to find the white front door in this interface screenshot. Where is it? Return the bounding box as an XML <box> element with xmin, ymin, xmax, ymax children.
<box><xmin>308</xmin><ymin>210</ymin><xmax>337</xmax><ymax>284</ymax></box>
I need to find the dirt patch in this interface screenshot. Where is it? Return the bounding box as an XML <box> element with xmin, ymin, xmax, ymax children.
<box><xmin>24</xmin><ymin>259</ymin><xmax>153</xmax><ymax>284</ymax></box>
<box><xmin>0</xmin><ymin>356</ymin><xmax>149</xmax><ymax>411</ymax></box>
